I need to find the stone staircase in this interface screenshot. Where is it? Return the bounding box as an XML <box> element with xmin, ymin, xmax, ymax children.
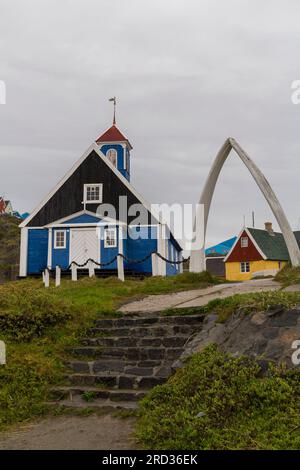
<box><xmin>49</xmin><ymin>313</ymin><xmax>205</xmax><ymax>410</ymax></box>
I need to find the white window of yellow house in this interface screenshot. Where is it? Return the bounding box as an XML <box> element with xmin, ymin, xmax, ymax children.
<box><xmin>104</xmin><ymin>228</ymin><xmax>117</xmax><ymax>248</ymax></box>
<box><xmin>240</xmin><ymin>261</ymin><xmax>250</xmax><ymax>273</ymax></box>
<box><xmin>107</xmin><ymin>149</ymin><xmax>117</xmax><ymax>167</ymax></box>
<box><xmin>241</xmin><ymin>237</ymin><xmax>248</xmax><ymax>248</ymax></box>
<box><xmin>54</xmin><ymin>230</ymin><xmax>66</xmax><ymax>249</ymax></box>
<box><xmin>84</xmin><ymin>184</ymin><xmax>103</xmax><ymax>204</ymax></box>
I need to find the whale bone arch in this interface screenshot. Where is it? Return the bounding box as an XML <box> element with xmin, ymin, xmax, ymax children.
<box><xmin>189</xmin><ymin>137</ymin><xmax>300</xmax><ymax>272</ymax></box>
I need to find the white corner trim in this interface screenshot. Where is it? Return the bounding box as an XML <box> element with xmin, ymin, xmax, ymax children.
<box><xmin>118</xmin><ymin>226</ymin><xmax>124</xmax><ymax>255</ymax></box>
<box><xmin>19</xmin><ymin>227</ymin><xmax>28</xmax><ymax>276</ymax></box>
<box><xmin>20</xmin><ymin>143</ymin><xmax>165</xmax><ymax>228</ymax></box>
<box><xmin>157</xmin><ymin>223</ymin><xmax>167</xmax><ymax>276</ymax></box>
<box><xmin>47</xmin><ymin>228</ymin><xmax>52</xmax><ymax>269</ymax></box>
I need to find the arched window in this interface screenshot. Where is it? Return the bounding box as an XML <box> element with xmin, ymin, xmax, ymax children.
<box><xmin>107</xmin><ymin>149</ymin><xmax>117</xmax><ymax>167</ymax></box>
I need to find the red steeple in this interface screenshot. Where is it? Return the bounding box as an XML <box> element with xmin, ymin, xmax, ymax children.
<box><xmin>95</xmin><ymin>124</ymin><xmax>133</xmax><ymax>150</ymax></box>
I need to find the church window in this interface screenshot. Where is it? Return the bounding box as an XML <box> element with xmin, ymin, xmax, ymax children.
<box><xmin>107</xmin><ymin>149</ymin><xmax>117</xmax><ymax>167</ymax></box>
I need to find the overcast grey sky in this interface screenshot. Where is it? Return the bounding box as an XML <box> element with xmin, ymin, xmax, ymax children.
<box><xmin>1</xmin><ymin>0</ymin><xmax>300</xmax><ymax>246</ymax></box>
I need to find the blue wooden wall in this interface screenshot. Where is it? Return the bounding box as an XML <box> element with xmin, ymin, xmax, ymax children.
<box><xmin>52</xmin><ymin>229</ymin><xmax>70</xmax><ymax>269</ymax></box>
<box><xmin>26</xmin><ymin>224</ymin><xmax>181</xmax><ymax>276</ymax></box>
<box><xmin>125</xmin><ymin>227</ymin><xmax>157</xmax><ymax>273</ymax></box>
<box><xmin>27</xmin><ymin>229</ymin><xmax>48</xmax><ymax>274</ymax></box>
<box><xmin>166</xmin><ymin>238</ymin><xmax>180</xmax><ymax>275</ymax></box>
<box><xmin>99</xmin><ymin>226</ymin><xmax>118</xmax><ymax>269</ymax></box>
<box><xmin>63</xmin><ymin>214</ymin><xmax>101</xmax><ymax>224</ymax></box>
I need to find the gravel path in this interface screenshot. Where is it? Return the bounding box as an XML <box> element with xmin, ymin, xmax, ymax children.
<box><xmin>0</xmin><ymin>414</ymin><xmax>137</xmax><ymax>450</ymax></box>
<box><xmin>119</xmin><ymin>279</ymin><xmax>281</xmax><ymax>313</ymax></box>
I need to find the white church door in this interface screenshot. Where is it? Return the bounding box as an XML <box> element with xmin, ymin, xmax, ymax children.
<box><xmin>70</xmin><ymin>228</ymin><xmax>100</xmax><ymax>267</ymax></box>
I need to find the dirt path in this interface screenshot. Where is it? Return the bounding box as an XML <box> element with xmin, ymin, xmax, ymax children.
<box><xmin>0</xmin><ymin>414</ymin><xmax>137</xmax><ymax>450</ymax></box>
<box><xmin>119</xmin><ymin>279</ymin><xmax>281</xmax><ymax>313</ymax></box>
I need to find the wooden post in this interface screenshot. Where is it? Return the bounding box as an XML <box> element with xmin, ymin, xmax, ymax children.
<box><xmin>0</xmin><ymin>340</ymin><xmax>6</xmax><ymax>365</ymax></box>
<box><xmin>157</xmin><ymin>224</ymin><xmax>167</xmax><ymax>276</ymax></box>
<box><xmin>71</xmin><ymin>264</ymin><xmax>77</xmax><ymax>281</ymax></box>
<box><xmin>179</xmin><ymin>252</ymin><xmax>183</xmax><ymax>273</ymax></box>
<box><xmin>88</xmin><ymin>260</ymin><xmax>95</xmax><ymax>278</ymax></box>
<box><xmin>55</xmin><ymin>266</ymin><xmax>61</xmax><ymax>287</ymax></box>
<box><xmin>117</xmin><ymin>255</ymin><xmax>125</xmax><ymax>282</ymax></box>
<box><xmin>151</xmin><ymin>253</ymin><xmax>158</xmax><ymax>276</ymax></box>
<box><xmin>44</xmin><ymin>268</ymin><xmax>50</xmax><ymax>288</ymax></box>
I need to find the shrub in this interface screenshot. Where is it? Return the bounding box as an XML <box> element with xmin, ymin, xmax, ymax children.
<box><xmin>275</xmin><ymin>264</ymin><xmax>300</xmax><ymax>286</ymax></box>
<box><xmin>0</xmin><ymin>350</ymin><xmax>62</xmax><ymax>429</ymax></box>
<box><xmin>0</xmin><ymin>283</ymin><xmax>72</xmax><ymax>341</ymax></box>
<box><xmin>137</xmin><ymin>345</ymin><xmax>300</xmax><ymax>450</ymax></box>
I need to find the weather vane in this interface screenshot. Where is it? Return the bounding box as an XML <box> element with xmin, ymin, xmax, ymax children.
<box><xmin>109</xmin><ymin>96</ymin><xmax>117</xmax><ymax>125</ymax></box>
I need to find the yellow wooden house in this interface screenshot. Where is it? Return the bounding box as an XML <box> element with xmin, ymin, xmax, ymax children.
<box><xmin>224</xmin><ymin>222</ymin><xmax>299</xmax><ymax>281</ymax></box>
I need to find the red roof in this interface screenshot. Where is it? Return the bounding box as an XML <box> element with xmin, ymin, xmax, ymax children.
<box><xmin>95</xmin><ymin>125</ymin><xmax>132</xmax><ymax>149</ymax></box>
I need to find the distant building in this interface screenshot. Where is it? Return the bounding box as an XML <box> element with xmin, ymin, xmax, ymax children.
<box><xmin>224</xmin><ymin>222</ymin><xmax>298</xmax><ymax>281</ymax></box>
<box><xmin>4</xmin><ymin>200</ymin><xmax>13</xmax><ymax>215</ymax></box>
<box><xmin>0</xmin><ymin>197</ymin><xmax>5</xmax><ymax>214</ymax></box>
<box><xmin>0</xmin><ymin>198</ymin><xmax>14</xmax><ymax>215</ymax></box>
<box><xmin>205</xmin><ymin>237</ymin><xmax>236</xmax><ymax>277</ymax></box>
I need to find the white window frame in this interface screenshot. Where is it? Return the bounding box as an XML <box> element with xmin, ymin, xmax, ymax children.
<box><xmin>241</xmin><ymin>237</ymin><xmax>249</xmax><ymax>248</ymax></box>
<box><xmin>83</xmin><ymin>184</ymin><xmax>103</xmax><ymax>204</ymax></box>
<box><xmin>107</xmin><ymin>149</ymin><xmax>117</xmax><ymax>167</ymax></box>
<box><xmin>240</xmin><ymin>261</ymin><xmax>250</xmax><ymax>273</ymax></box>
<box><xmin>54</xmin><ymin>230</ymin><xmax>67</xmax><ymax>249</ymax></box>
<box><xmin>104</xmin><ymin>227</ymin><xmax>117</xmax><ymax>248</ymax></box>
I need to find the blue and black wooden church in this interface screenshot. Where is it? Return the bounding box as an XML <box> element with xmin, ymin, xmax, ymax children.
<box><xmin>19</xmin><ymin>110</ymin><xmax>182</xmax><ymax>277</ymax></box>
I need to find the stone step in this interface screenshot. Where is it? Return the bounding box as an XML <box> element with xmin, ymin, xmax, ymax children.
<box><xmin>46</xmin><ymin>399</ymin><xmax>138</xmax><ymax>411</ymax></box>
<box><xmin>65</xmin><ymin>373</ymin><xmax>167</xmax><ymax>389</ymax></box>
<box><xmin>81</xmin><ymin>336</ymin><xmax>189</xmax><ymax>348</ymax></box>
<box><xmin>67</xmin><ymin>347</ymin><xmax>103</xmax><ymax>358</ymax></box>
<box><xmin>99</xmin><ymin>347</ymin><xmax>184</xmax><ymax>361</ymax></box>
<box><xmin>88</xmin><ymin>324</ymin><xmax>199</xmax><ymax>338</ymax></box>
<box><xmin>65</xmin><ymin>358</ymin><xmax>163</xmax><ymax>374</ymax></box>
<box><xmin>69</xmin><ymin>346</ymin><xmax>184</xmax><ymax>361</ymax></box>
<box><xmin>94</xmin><ymin>314</ymin><xmax>205</xmax><ymax>328</ymax></box>
<box><xmin>50</xmin><ymin>386</ymin><xmax>147</xmax><ymax>403</ymax></box>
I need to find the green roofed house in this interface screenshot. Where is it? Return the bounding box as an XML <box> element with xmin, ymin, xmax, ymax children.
<box><xmin>224</xmin><ymin>222</ymin><xmax>300</xmax><ymax>281</ymax></box>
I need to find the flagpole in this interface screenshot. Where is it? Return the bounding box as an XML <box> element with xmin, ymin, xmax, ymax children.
<box><xmin>109</xmin><ymin>97</ymin><xmax>117</xmax><ymax>125</ymax></box>
<box><xmin>113</xmin><ymin>99</ymin><xmax>116</xmax><ymax>125</ymax></box>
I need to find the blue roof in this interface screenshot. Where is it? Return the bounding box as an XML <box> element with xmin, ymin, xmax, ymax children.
<box><xmin>205</xmin><ymin>236</ymin><xmax>237</xmax><ymax>255</ymax></box>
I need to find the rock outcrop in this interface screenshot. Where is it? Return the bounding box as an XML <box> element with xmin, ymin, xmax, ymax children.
<box><xmin>176</xmin><ymin>306</ymin><xmax>300</xmax><ymax>369</ymax></box>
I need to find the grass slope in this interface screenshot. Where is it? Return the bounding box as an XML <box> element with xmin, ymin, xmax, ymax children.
<box><xmin>0</xmin><ymin>214</ymin><xmax>20</xmax><ymax>282</ymax></box>
<box><xmin>0</xmin><ymin>271</ymin><xmax>216</xmax><ymax>430</ymax></box>
<box><xmin>137</xmin><ymin>345</ymin><xmax>300</xmax><ymax>450</ymax></box>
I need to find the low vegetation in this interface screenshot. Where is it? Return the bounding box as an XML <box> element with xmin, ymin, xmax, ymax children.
<box><xmin>137</xmin><ymin>345</ymin><xmax>300</xmax><ymax>450</ymax></box>
<box><xmin>164</xmin><ymin>290</ymin><xmax>300</xmax><ymax>322</ymax></box>
<box><xmin>0</xmin><ymin>215</ymin><xmax>20</xmax><ymax>283</ymax></box>
<box><xmin>275</xmin><ymin>264</ymin><xmax>300</xmax><ymax>287</ymax></box>
<box><xmin>0</xmin><ymin>271</ymin><xmax>217</xmax><ymax>430</ymax></box>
